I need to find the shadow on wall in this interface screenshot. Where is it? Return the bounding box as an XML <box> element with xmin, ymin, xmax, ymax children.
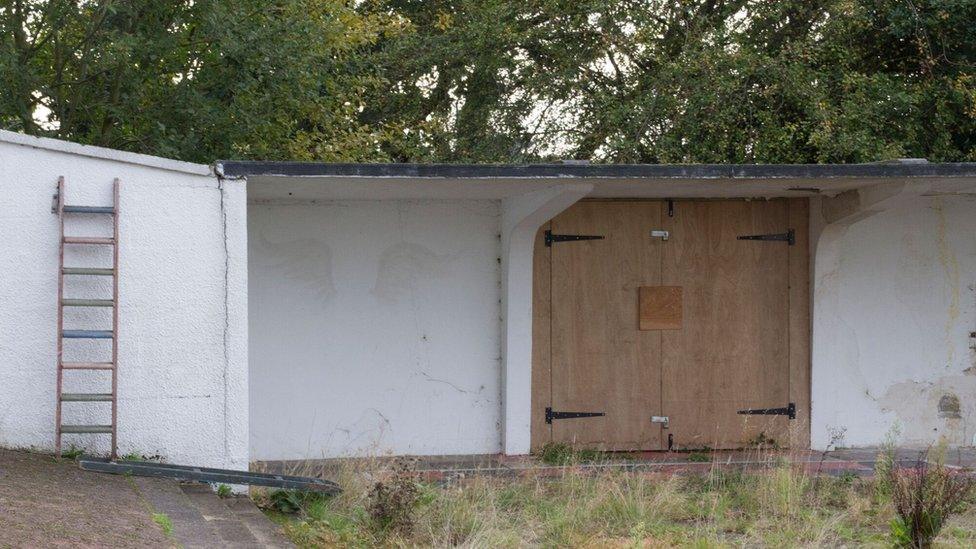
<box><xmin>252</xmin><ymin>233</ymin><xmax>337</xmax><ymax>304</ymax></box>
<box><xmin>372</xmin><ymin>242</ymin><xmax>453</xmax><ymax>304</ymax></box>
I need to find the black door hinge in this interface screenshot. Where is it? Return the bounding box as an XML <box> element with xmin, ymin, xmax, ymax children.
<box><xmin>545</xmin><ymin>230</ymin><xmax>605</xmax><ymax>247</ymax></box>
<box><xmin>737</xmin><ymin>402</ymin><xmax>796</xmax><ymax>420</ymax></box>
<box><xmin>737</xmin><ymin>229</ymin><xmax>795</xmax><ymax>246</ymax></box>
<box><xmin>545</xmin><ymin>407</ymin><xmax>606</xmax><ymax>424</ymax></box>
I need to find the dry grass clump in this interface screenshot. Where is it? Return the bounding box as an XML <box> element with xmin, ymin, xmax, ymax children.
<box><xmin>258</xmin><ymin>452</ymin><xmax>976</xmax><ymax>548</ymax></box>
<box><xmin>889</xmin><ymin>459</ymin><xmax>975</xmax><ymax>548</ymax></box>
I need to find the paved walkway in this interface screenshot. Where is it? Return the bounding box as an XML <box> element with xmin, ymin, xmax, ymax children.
<box><xmin>0</xmin><ymin>449</ymin><xmax>291</xmax><ymax>548</ymax></box>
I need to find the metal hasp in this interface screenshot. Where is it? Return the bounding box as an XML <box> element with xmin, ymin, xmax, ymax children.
<box><xmin>737</xmin><ymin>229</ymin><xmax>795</xmax><ymax>246</ymax></box>
<box><xmin>78</xmin><ymin>458</ymin><xmax>341</xmax><ymax>494</ymax></box>
<box><xmin>544</xmin><ymin>230</ymin><xmax>605</xmax><ymax>247</ymax></box>
<box><xmin>737</xmin><ymin>402</ymin><xmax>796</xmax><ymax>420</ymax></box>
<box><xmin>545</xmin><ymin>407</ymin><xmax>606</xmax><ymax>424</ymax></box>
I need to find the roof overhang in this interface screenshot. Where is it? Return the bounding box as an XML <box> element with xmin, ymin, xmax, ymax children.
<box><xmin>215</xmin><ymin>160</ymin><xmax>976</xmax><ymax>201</ymax></box>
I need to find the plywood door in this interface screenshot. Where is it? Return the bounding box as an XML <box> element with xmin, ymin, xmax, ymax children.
<box><xmin>660</xmin><ymin>200</ymin><xmax>792</xmax><ymax>449</ymax></box>
<box><xmin>549</xmin><ymin>202</ymin><xmax>664</xmax><ymax>450</ymax></box>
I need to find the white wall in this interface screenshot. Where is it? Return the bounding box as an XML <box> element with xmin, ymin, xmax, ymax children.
<box><xmin>811</xmin><ymin>195</ymin><xmax>976</xmax><ymax>449</ymax></box>
<box><xmin>249</xmin><ymin>200</ymin><xmax>502</xmax><ymax>460</ymax></box>
<box><xmin>0</xmin><ymin>132</ymin><xmax>248</xmax><ymax>469</ymax></box>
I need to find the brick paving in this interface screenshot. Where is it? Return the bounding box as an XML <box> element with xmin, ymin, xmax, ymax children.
<box><xmin>0</xmin><ymin>449</ymin><xmax>291</xmax><ymax>548</ymax></box>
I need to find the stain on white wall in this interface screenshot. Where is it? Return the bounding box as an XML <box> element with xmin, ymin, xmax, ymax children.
<box><xmin>0</xmin><ymin>132</ymin><xmax>248</xmax><ymax>469</ymax></box>
<box><xmin>811</xmin><ymin>196</ymin><xmax>976</xmax><ymax>449</ymax></box>
<box><xmin>248</xmin><ymin>200</ymin><xmax>502</xmax><ymax>460</ymax></box>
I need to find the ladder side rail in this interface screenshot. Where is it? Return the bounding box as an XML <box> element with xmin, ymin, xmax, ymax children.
<box><xmin>55</xmin><ymin>176</ymin><xmax>65</xmax><ymax>455</ymax></box>
<box><xmin>110</xmin><ymin>178</ymin><xmax>120</xmax><ymax>459</ymax></box>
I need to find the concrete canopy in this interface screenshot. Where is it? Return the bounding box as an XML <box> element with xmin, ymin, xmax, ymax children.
<box><xmin>220</xmin><ymin>160</ymin><xmax>976</xmax><ymax>201</ymax></box>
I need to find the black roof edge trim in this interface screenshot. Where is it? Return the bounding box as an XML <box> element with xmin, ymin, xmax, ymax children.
<box><xmin>215</xmin><ymin>160</ymin><xmax>976</xmax><ymax>180</ymax></box>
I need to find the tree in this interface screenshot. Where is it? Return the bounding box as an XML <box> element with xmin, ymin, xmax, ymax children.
<box><xmin>0</xmin><ymin>0</ymin><xmax>398</xmax><ymax>162</ymax></box>
<box><xmin>3</xmin><ymin>0</ymin><xmax>974</xmax><ymax>163</ymax></box>
<box><xmin>360</xmin><ymin>0</ymin><xmax>976</xmax><ymax>163</ymax></box>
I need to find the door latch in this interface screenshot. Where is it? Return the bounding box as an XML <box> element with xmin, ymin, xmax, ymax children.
<box><xmin>650</xmin><ymin>230</ymin><xmax>669</xmax><ymax>241</ymax></box>
<box><xmin>651</xmin><ymin>416</ymin><xmax>669</xmax><ymax>428</ymax></box>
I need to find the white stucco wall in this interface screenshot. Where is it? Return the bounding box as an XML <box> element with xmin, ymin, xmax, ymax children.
<box><xmin>811</xmin><ymin>195</ymin><xmax>976</xmax><ymax>449</ymax></box>
<box><xmin>0</xmin><ymin>132</ymin><xmax>248</xmax><ymax>469</ymax></box>
<box><xmin>248</xmin><ymin>199</ymin><xmax>502</xmax><ymax>460</ymax></box>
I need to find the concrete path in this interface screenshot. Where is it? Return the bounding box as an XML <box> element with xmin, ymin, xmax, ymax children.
<box><xmin>0</xmin><ymin>449</ymin><xmax>291</xmax><ymax>548</ymax></box>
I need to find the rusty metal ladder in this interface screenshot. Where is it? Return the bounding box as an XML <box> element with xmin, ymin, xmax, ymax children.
<box><xmin>55</xmin><ymin>176</ymin><xmax>120</xmax><ymax>459</ymax></box>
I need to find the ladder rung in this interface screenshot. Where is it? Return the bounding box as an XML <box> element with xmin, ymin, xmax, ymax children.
<box><xmin>61</xmin><ymin>393</ymin><xmax>113</xmax><ymax>402</ymax></box>
<box><xmin>63</xmin><ymin>236</ymin><xmax>114</xmax><ymax>245</ymax></box>
<box><xmin>62</xmin><ymin>330</ymin><xmax>113</xmax><ymax>339</ymax></box>
<box><xmin>62</xmin><ymin>299</ymin><xmax>114</xmax><ymax>307</ymax></box>
<box><xmin>63</xmin><ymin>205</ymin><xmax>115</xmax><ymax>214</ymax></box>
<box><xmin>63</xmin><ymin>267</ymin><xmax>114</xmax><ymax>276</ymax></box>
<box><xmin>60</xmin><ymin>425</ymin><xmax>113</xmax><ymax>434</ymax></box>
<box><xmin>61</xmin><ymin>361</ymin><xmax>115</xmax><ymax>370</ymax></box>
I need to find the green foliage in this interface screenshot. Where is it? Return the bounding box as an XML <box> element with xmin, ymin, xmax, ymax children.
<box><xmin>266</xmin><ymin>489</ymin><xmax>332</xmax><ymax>515</ymax></box>
<box><xmin>151</xmin><ymin>513</ymin><xmax>173</xmax><ymax>536</ymax></box>
<box><xmin>120</xmin><ymin>452</ymin><xmax>161</xmax><ymax>462</ymax></box>
<box><xmin>60</xmin><ymin>445</ymin><xmax>83</xmax><ymax>460</ymax></box>
<box><xmin>538</xmin><ymin>442</ymin><xmax>574</xmax><ymax>465</ymax></box>
<box><xmin>2</xmin><ymin>1</ymin><xmax>974</xmax><ymax>163</ymax></box>
<box><xmin>537</xmin><ymin>442</ymin><xmax>618</xmax><ymax>465</ymax></box>
<box><xmin>360</xmin><ymin>0</ymin><xmax>976</xmax><ymax>163</ymax></box>
<box><xmin>216</xmin><ymin>484</ymin><xmax>232</xmax><ymax>498</ymax></box>
<box><xmin>0</xmin><ymin>0</ymin><xmax>400</xmax><ymax>163</ymax></box>
<box><xmin>687</xmin><ymin>451</ymin><xmax>711</xmax><ymax>463</ymax></box>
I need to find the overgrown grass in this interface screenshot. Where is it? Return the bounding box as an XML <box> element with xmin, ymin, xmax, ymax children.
<box><xmin>60</xmin><ymin>445</ymin><xmax>84</xmax><ymax>460</ymax></box>
<box><xmin>151</xmin><ymin>513</ymin><xmax>173</xmax><ymax>537</ymax></box>
<box><xmin>537</xmin><ymin>442</ymin><xmax>634</xmax><ymax>465</ymax></box>
<box><xmin>256</xmin><ymin>454</ymin><xmax>976</xmax><ymax>547</ymax></box>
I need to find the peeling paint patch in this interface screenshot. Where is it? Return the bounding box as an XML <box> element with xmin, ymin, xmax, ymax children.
<box><xmin>939</xmin><ymin>393</ymin><xmax>962</xmax><ymax>418</ymax></box>
<box><xmin>880</xmin><ymin>376</ymin><xmax>976</xmax><ymax>445</ymax></box>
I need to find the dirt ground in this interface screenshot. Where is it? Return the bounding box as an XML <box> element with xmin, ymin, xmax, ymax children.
<box><xmin>0</xmin><ymin>448</ymin><xmax>170</xmax><ymax>548</ymax></box>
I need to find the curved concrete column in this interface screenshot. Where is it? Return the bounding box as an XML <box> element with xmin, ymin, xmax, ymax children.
<box><xmin>501</xmin><ymin>184</ymin><xmax>593</xmax><ymax>455</ymax></box>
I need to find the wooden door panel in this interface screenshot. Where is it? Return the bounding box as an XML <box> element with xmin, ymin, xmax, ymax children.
<box><xmin>661</xmin><ymin>200</ymin><xmax>792</xmax><ymax>449</ymax></box>
<box><xmin>549</xmin><ymin>202</ymin><xmax>663</xmax><ymax>450</ymax></box>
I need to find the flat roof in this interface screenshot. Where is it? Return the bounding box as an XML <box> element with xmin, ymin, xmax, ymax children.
<box><xmin>217</xmin><ymin>159</ymin><xmax>976</xmax><ymax>180</ymax></box>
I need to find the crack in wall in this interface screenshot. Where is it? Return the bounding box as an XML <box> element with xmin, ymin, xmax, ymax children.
<box><xmin>218</xmin><ymin>179</ymin><xmax>230</xmax><ymax>462</ymax></box>
<box><xmin>418</xmin><ymin>371</ymin><xmax>470</xmax><ymax>394</ymax></box>
<box><xmin>934</xmin><ymin>198</ymin><xmax>962</xmax><ymax>365</ymax></box>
